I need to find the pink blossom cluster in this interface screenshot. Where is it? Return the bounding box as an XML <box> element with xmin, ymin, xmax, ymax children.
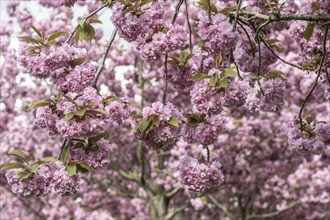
<box><xmin>288</xmin><ymin>116</ymin><xmax>329</xmax><ymax>155</ymax></box>
<box><xmin>245</xmin><ymin>79</ymin><xmax>285</xmax><ymax>112</ymax></box>
<box><xmin>132</xmin><ymin>102</ymin><xmax>183</xmax><ymax>150</ymax></box>
<box><xmin>35</xmin><ymin>87</ymin><xmax>130</xmax><ymax>137</ymax></box>
<box><xmin>5</xmin><ymin>161</ymin><xmax>77</xmax><ymax>197</ymax></box>
<box><xmin>197</xmin><ymin>12</ymin><xmax>237</xmax><ymax>55</ymax></box>
<box><xmin>18</xmin><ymin>43</ymin><xmax>95</xmax><ymax>93</ymax></box>
<box><xmin>180</xmin><ymin>156</ymin><xmax>224</xmax><ymax>192</ymax></box>
<box><xmin>181</xmin><ymin>114</ymin><xmax>226</xmax><ymax>146</ymax></box>
<box><xmin>69</xmin><ymin>138</ymin><xmax>113</xmax><ymax>168</ymax></box>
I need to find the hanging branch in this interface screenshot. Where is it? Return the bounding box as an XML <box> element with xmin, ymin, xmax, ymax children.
<box><xmin>184</xmin><ymin>0</ymin><xmax>193</xmax><ymax>53</ymax></box>
<box><xmin>65</xmin><ymin>2</ymin><xmax>110</xmax><ymax>44</ymax></box>
<box><xmin>256</xmin><ymin>36</ymin><xmax>265</xmax><ymax>96</ymax></box>
<box><xmin>298</xmin><ymin>28</ymin><xmax>328</xmax><ymax>129</ymax></box>
<box><xmin>259</xmin><ymin>37</ymin><xmax>303</xmax><ymax>70</ymax></box>
<box><xmin>247</xmin><ymin>201</ymin><xmax>300</xmax><ymax>219</ymax></box>
<box><xmin>92</xmin><ymin>29</ymin><xmax>117</xmax><ymax>89</ymax></box>
<box><xmin>233</xmin><ymin>0</ymin><xmax>243</xmax><ymax>31</ymax></box>
<box><xmin>206</xmin><ymin>0</ymin><xmax>212</xmax><ymax>22</ymax></box>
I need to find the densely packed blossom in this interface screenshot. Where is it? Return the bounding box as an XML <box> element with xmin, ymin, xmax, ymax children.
<box><xmin>180</xmin><ymin>156</ymin><xmax>224</xmax><ymax>192</ymax></box>
<box><xmin>1</xmin><ymin>0</ymin><xmax>330</xmax><ymax>219</ymax></box>
<box><xmin>288</xmin><ymin>116</ymin><xmax>329</xmax><ymax>154</ymax></box>
<box><xmin>5</xmin><ymin>161</ymin><xmax>77</xmax><ymax>197</ymax></box>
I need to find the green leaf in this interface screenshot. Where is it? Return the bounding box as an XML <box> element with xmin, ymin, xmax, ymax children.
<box><xmin>197</xmin><ymin>0</ymin><xmax>219</xmax><ymax>14</ymax></box>
<box><xmin>219</xmin><ymin>79</ymin><xmax>228</xmax><ymax>88</ymax></box>
<box><xmin>147</xmin><ymin>115</ymin><xmax>160</xmax><ymax>127</ymax></box>
<box><xmin>76</xmin><ymin>162</ymin><xmax>93</xmax><ymax>173</ymax></box>
<box><xmin>222</xmin><ymin>66</ymin><xmax>237</xmax><ymax>78</ymax></box>
<box><xmin>27</xmin><ymin>100</ymin><xmax>52</xmax><ymax>110</ymax></box>
<box><xmin>67</xmin><ymin>165</ymin><xmax>77</xmax><ymax>177</ymax></box>
<box><xmin>59</xmin><ymin>144</ymin><xmax>70</xmax><ymax>163</ymax></box>
<box><xmin>186</xmin><ymin>114</ymin><xmax>207</xmax><ymax>127</ymax></box>
<box><xmin>140</xmin><ymin>0</ymin><xmax>153</xmax><ymax>7</ymax></box>
<box><xmin>137</xmin><ymin>119</ymin><xmax>153</xmax><ymax>133</ymax></box>
<box><xmin>70</xmin><ymin>57</ymin><xmax>87</xmax><ymax>68</ymax></box>
<box><xmin>37</xmin><ymin>157</ymin><xmax>56</xmax><ymax>164</ymax></box>
<box><xmin>216</xmin><ymin>53</ymin><xmax>222</xmax><ymax>69</ymax></box>
<box><xmin>9</xmin><ymin>150</ymin><xmax>29</xmax><ymax>161</ymax></box>
<box><xmin>26</xmin><ymin>46</ymin><xmax>43</xmax><ymax>51</ymax></box>
<box><xmin>79</xmin><ymin>18</ymin><xmax>87</xmax><ymax>27</ymax></box>
<box><xmin>306</xmin><ymin>114</ymin><xmax>316</xmax><ymax>124</ymax></box>
<box><xmin>18</xmin><ymin>172</ymin><xmax>32</xmax><ymax>181</ymax></box>
<box><xmin>31</xmin><ymin>25</ymin><xmax>42</xmax><ymax>38</ymax></box>
<box><xmin>86</xmin><ymin>109</ymin><xmax>108</xmax><ymax>115</ymax></box>
<box><xmin>89</xmin><ymin>18</ymin><xmax>103</xmax><ymax>24</ymax></box>
<box><xmin>304</xmin><ymin>23</ymin><xmax>315</xmax><ymax>41</ymax></box>
<box><xmin>220</xmin><ymin>6</ymin><xmax>236</xmax><ymax>16</ymax></box>
<box><xmin>29</xmin><ymin>164</ymin><xmax>39</xmax><ymax>174</ymax></box>
<box><xmin>0</xmin><ymin>163</ymin><xmax>24</xmax><ymax>171</ymax></box>
<box><xmin>65</xmin><ymin>112</ymin><xmax>75</xmax><ymax>120</ymax></box>
<box><xmin>47</xmin><ymin>31</ymin><xmax>67</xmax><ymax>42</ymax></box>
<box><xmin>83</xmin><ymin>23</ymin><xmax>96</xmax><ymax>41</ymax></box>
<box><xmin>191</xmin><ymin>73</ymin><xmax>212</xmax><ymax>81</ymax></box>
<box><xmin>63</xmin><ymin>95</ymin><xmax>79</xmax><ymax>107</ymax></box>
<box><xmin>88</xmin><ymin>132</ymin><xmax>111</xmax><ymax>145</ymax></box>
<box><xmin>18</xmin><ymin>36</ymin><xmax>40</xmax><ymax>44</ymax></box>
<box><xmin>75</xmin><ymin>27</ymin><xmax>82</xmax><ymax>44</ymax></box>
<box><xmin>264</xmin><ymin>70</ymin><xmax>286</xmax><ymax>81</ymax></box>
<box><xmin>75</xmin><ymin>108</ymin><xmax>86</xmax><ymax>117</ymax></box>
<box><xmin>132</xmin><ymin>113</ymin><xmax>143</xmax><ymax>119</ymax></box>
<box><xmin>209</xmin><ymin>74</ymin><xmax>218</xmax><ymax>87</ymax></box>
<box><xmin>166</xmin><ymin>116</ymin><xmax>179</xmax><ymax>127</ymax></box>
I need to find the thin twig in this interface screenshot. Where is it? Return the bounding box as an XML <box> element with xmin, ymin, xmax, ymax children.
<box><xmin>236</xmin><ymin>20</ymin><xmax>256</xmax><ymax>58</ymax></box>
<box><xmin>184</xmin><ymin>0</ymin><xmax>193</xmax><ymax>53</ymax></box>
<box><xmin>206</xmin><ymin>0</ymin><xmax>212</xmax><ymax>22</ymax></box>
<box><xmin>247</xmin><ymin>200</ymin><xmax>300</xmax><ymax>219</ymax></box>
<box><xmin>65</xmin><ymin>2</ymin><xmax>110</xmax><ymax>44</ymax></box>
<box><xmin>208</xmin><ymin>195</ymin><xmax>233</xmax><ymax>219</ymax></box>
<box><xmin>255</xmin><ymin>20</ymin><xmax>271</xmax><ymax>40</ymax></box>
<box><xmin>162</xmin><ymin>53</ymin><xmax>169</xmax><ymax>104</ymax></box>
<box><xmin>233</xmin><ymin>0</ymin><xmax>243</xmax><ymax>31</ymax></box>
<box><xmin>298</xmin><ymin>28</ymin><xmax>328</xmax><ymax>129</ymax></box>
<box><xmin>172</xmin><ymin>0</ymin><xmax>184</xmax><ymax>24</ymax></box>
<box><xmin>57</xmin><ymin>139</ymin><xmax>67</xmax><ymax>160</ymax></box>
<box><xmin>259</xmin><ymin>37</ymin><xmax>303</xmax><ymax>70</ymax></box>
<box><xmin>92</xmin><ymin>29</ymin><xmax>117</xmax><ymax>89</ymax></box>
<box><xmin>206</xmin><ymin>146</ymin><xmax>210</xmax><ymax>165</ymax></box>
<box><xmin>256</xmin><ymin>36</ymin><xmax>265</xmax><ymax>96</ymax></box>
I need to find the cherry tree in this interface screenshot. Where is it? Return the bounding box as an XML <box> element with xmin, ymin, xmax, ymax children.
<box><xmin>1</xmin><ymin>0</ymin><xmax>329</xmax><ymax>219</ymax></box>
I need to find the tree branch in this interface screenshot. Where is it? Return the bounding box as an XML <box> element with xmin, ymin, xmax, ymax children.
<box><xmin>208</xmin><ymin>195</ymin><xmax>233</xmax><ymax>219</ymax></box>
<box><xmin>65</xmin><ymin>2</ymin><xmax>110</xmax><ymax>44</ymax></box>
<box><xmin>298</xmin><ymin>28</ymin><xmax>328</xmax><ymax>129</ymax></box>
<box><xmin>247</xmin><ymin>200</ymin><xmax>301</xmax><ymax>219</ymax></box>
<box><xmin>233</xmin><ymin>11</ymin><xmax>330</xmax><ymax>22</ymax></box>
<box><xmin>92</xmin><ymin>29</ymin><xmax>117</xmax><ymax>89</ymax></box>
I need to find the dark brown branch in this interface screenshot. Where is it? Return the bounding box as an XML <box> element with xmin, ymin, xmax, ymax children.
<box><xmin>92</xmin><ymin>29</ymin><xmax>117</xmax><ymax>89</ymax></box>
<box><xmin>298</xmin><ymin>28</ymin><xmax>328</xmax><ymax>129</ymax></box>
<box><xmin>65</xmin><ymin>2</ymin><xmax>110</xmax><ymax>44</ymax></box>
<box><xmin>184</xmin><ymin>0</ymin><xmax>193</xmax><ymax>53</ymax></box>
<box><xmin>233</xmin><ymin>0</ymin><xmax>243</xmax><ymax>31</ymax></box>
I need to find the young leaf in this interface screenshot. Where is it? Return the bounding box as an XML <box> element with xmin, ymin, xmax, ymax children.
<box><xmin>88</xmin><ymin>132</ymin><xmax>111</xmax><ymax>145</ymax></box>
<box><xmin>304</xmin><ymin>23</ymin><xmax>315</xmax><ymax>41</ymax></box>
<box><xmin>219</xmin><ymin>79</ymin><xmax>228</xmax><ymax>88</ymax></box>
<box><xmin>29</xmin><ymin>164</ymin><xmax>39</xmax><ymax>174</ymax></box>
<box><xmin>166</xmin><ymin>117</ymin><xmax>179</xmax><ymax>127</ymax></box>
<box><xmin>31</xmin><ymin>25</ymin><xmax>43</xmax><ymax>38</ymax></box>
<box><xmin>220</xmin><ymin>6</ymin><xmax>236</xmax><ymax>16</ymax></box>
<box><xmin>59</xmin><ymin>144</ymin><xmax>70</xmax><ymax>164</ymax></box>
<box><xmin>18</xmin><ymin>36</ymin><xmax>40</xmax><ymax>44</ymax></box>
<box><xmin>222</xmin><ymin>66</ymin><xmax>237</xmax><ymax>78</ymax></box>
<box><xmin>75</xmin><ymin>108</ymin><xmax>86</xmax><ymax>117</ymax></box>
<box><xmin>79</xmin><ymin>18</ymin><xmax>87</xmax><ymax>27</ymax></box>
<box><xmin>83</xmin><ymin>23</ymin><xmax>96</xmax><ymax>41</ymax></box>
<box><xmin>191</xmin><ymin>73</ymin><xmax>212</xmax><ymax>81</ymax></box>
<box><xmin>216</xmin><ymin>53</ymin><xmax>222</xmax><ymax>69</ymax></box>
<box><xmin>65</xmin><ymin>112</ymin><xmax>75</xmax><ymax>120</ymax></box>
<box><xmin>86</xmin><ymin>109</ymin><xmax>108</xmax><ymax>115</ymax></box>
<box><xmin>18</xmin><ymin>172</ymin><xmax>32</xmax><ymax>181</ymax></box>
<box><xmin>137</xmin><ymin>119</ymin><xmax>153</xmax><ymax>133</ymax></box>
<box><xmin>89</xmin><ymin>18</ymin><xmax>103</xmax><ymax>24</ymax></box>
<box><xmin>70</xmin><ymin>57</ymin><xmax>87</xmax><ymax>68</ymax></box>
<box><xmin>132</xmin><ymin>113</ymin><xmax>143</xmax><ymax>119</ymax></box>
<box><xmin>209</xmin><ymin>74</ymin><xmax>218</xmax><ymax>87</ymax></box>
<box><xmin>265</xmin><ymin>70</ymin><xmax>286</xmax><ymax>81</ymax></box>
<box><xmin>27</xmin><ymin>100</ymin><xmax>52</xmax><ymax>110</ymax></box>
<box><xmin>306</xmin><ymin>114</ymin><xmax>316</xmax><ymax>124</ymax></box>
<box><xmin>37</xmin><ymin>157</ymin><xmax>56</xmax><ymax>164</ymax></box>
<box><xmin>47</xmin><ymin>31</ymin><xmax>67</xmax><ymax>42</ymax></box>
<box><xmin>76</xmin><ymin>162</ymin><xmax>93</xmax><ymax>173</ymax></box>
<box><xmin>9</xmin><ymin>150</ymin><xmax>29</xmax><ymax>161</ymax></box>
<box><xmin>67</xmin><ymin>165</ymin><xmax>77</xmax><ymax>177</ymax></box>
<box><xmin>0</xmin><ymin>163</ymin><xmax>24</xmax><ymax>171</ymax></box>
